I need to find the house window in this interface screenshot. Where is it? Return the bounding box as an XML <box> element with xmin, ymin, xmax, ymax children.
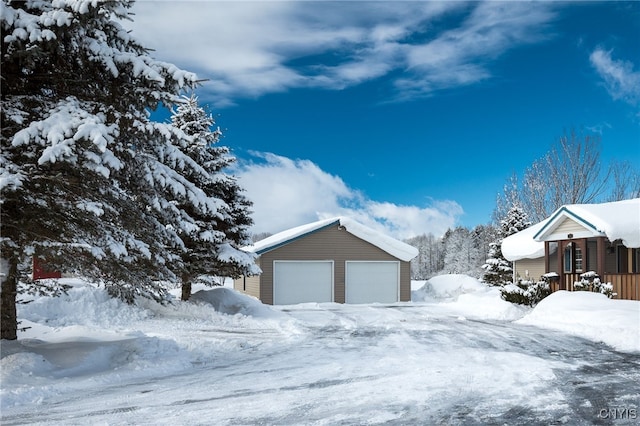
<box><xmin>564</xmin><ymin>244</ymin><xmax>573</xmax><ymax>273</ymax></box>
<box><xmin>575</xmin><ymin>247</ymin><xmax>583</xmax><ymax>272</ymax></box>
<box><xmin>632</xmin><ymin>248</ymin><xmax>639</xmax><ymax>274</ymax></box>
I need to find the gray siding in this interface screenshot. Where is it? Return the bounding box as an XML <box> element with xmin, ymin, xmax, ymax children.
<box><xmin>256</xmin><ymin>223</ymin><xmax>411</xmax><ymax>305</ymax></box>
<box><xmin>234</xmin><ymin>259</ymin><xmax>261</xmax><ymax>299</ymax></box>
<box><xmin>514</xmin><ymin>258</ymin><xmax>546</xmax><ymax>282</ymax></box>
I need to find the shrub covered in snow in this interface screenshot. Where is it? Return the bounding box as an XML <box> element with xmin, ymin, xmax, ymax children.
<box><xmin>500</xmin><ymin>279</ymin><xmax>551</xmax><ymax>307</ymax></box>
<box><xmin>573</xmin><ymin>272</ymin><xmax>616</xmax><ymax>299</ymax></box>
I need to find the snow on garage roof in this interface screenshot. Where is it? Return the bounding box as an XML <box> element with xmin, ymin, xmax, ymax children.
<box><xmin>244</xmin><ymin>217</ymin><xmax>419</xmax><ymax>262</ymax></box>
<box><xmin>502</xmin><ymin>198</ymin><xmax>640</xmax><ymax>262</ymax></box>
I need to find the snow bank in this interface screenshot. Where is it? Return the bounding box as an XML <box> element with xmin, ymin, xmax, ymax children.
<box><xmin>447</xmin><ymin>287</ymin><xmax>530</xmax><ymax>321</ymax></box>
<box><xmin>190</xmin><ymin>287</ymin><xmax>284</xmax><ymax>318</ymax></box>
<box><xmin>412</xmin><ymin>274</ymin><xmax>528</xmax><ymax>321</ymax></box>
<box><xmin>412</xmin><ymin>274</ymin><xmax>486</xmax><ymax>301</ymax></box>
<box><xmin>18</xmin><ymin>279</ymin><xmax>149</xmax><ymax>328</ymax></box>
<box><xmin>517</xmin><ymin>291</ymin><xmax>640</xmax><ymax>353</ymax></box>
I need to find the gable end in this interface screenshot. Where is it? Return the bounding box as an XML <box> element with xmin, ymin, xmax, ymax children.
<box><xmin>254</xmin><ymin>219</ymin><xmax>340</xmax><ymax>256</ymax></box>
<box><xmin>534</xmin><ymin>207</ymin><xmax>604</xmax><ymax>241</ymax></box>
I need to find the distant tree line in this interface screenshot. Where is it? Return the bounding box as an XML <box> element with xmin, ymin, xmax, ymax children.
<box><xmin>406</xmin><ymin>224</ymin><xmax>498</xmax><ymax>280</ymax></box>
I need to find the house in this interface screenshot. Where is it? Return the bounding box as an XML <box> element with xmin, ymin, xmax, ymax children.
<box><xmin>234</xmin><ymin>217</ymin><xmax>419</xmax><ymax>305</ymax></box>
<box><xmin>503</xmin><ymin>198</ymin><xmax>640</xmax><ymax>300</ymax></box>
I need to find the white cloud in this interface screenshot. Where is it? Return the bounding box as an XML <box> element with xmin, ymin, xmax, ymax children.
<box><xmin>128</xmin><ymin>1</ymin><xmax>557</xmax><ymax>106</ymax></box>
<box><xmin>234</xmin><ymin>152</ymin><xmax>462</xmax><ymax>239</ymax></box>
<box><xmin>589</xmin><ymin>48</ymin><xmax>640</xmax><ymax>106</ymax></box>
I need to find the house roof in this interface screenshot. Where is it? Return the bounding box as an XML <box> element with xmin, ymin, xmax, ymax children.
<box><xmin>533</xmin><ymin>198</ymin><xmax>640</xmax><ymax>246</ymax></box>
<box><xmin>244</xmin><ymin>217</ymin><xmax>419</xmax><ymax>262</ymax></box>
<box><xmin>502</xmin><ymin>198</ymin><xmax>640</xmax><ymax>262</ymax></box>
<box><xmin>502</xmin><ymin>220</ymin><xmax>547</xmax><ymax>261</ymax></box>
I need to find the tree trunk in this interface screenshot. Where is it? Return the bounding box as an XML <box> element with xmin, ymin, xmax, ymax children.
<box><xmin>181</xmin><ymin>281</ymin><xmax>192</xmax><ymax>301</ymax></box>
<box><xmin>1</xmin><ymin>257</ymin><xmax>18</xmax><ymax>340</ymax></box>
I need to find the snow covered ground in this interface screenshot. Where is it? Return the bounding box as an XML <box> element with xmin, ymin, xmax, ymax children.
<box><xmin>1</xmin><ymin>275</ymin><xmax>639</xmax><ymax>425</ymax></box>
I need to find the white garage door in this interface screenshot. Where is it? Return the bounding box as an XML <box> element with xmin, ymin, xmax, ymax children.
<box><xmin>346</xmin><ymin>261</ymin><xmax>399</xmax><ymax>304</ymax></box>
<box><xmin>273</xmin><ymin>261</ymin><xmax>333</xmax><ymax>305</ymax></box>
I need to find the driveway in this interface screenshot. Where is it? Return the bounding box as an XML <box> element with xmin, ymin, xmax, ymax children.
<box><xmin>2</xmin><ymin>303</ymin><xmax>639</xmax><ymax>425</ymax></box>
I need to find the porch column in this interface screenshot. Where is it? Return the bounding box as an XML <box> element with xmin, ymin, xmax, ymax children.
<box><xmin>558</xmin><ymin>240</ymin><xmax>565</xmax><ymax>290</ymax></box>
<box><xmin>544</xmin><ymin>241</ymin><xmax>550</xmax><ymax>273</ymax></box>
<box><xmin>596</xmin><ymin>237</ymin><xmax>606</xmax><ymax>277</ymax></box>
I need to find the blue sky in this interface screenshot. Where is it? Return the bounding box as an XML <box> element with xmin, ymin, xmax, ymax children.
<box><xmin>129</xmin><ymin>1</ymin><xmax>640</xmax><ymax>239</ymax></box>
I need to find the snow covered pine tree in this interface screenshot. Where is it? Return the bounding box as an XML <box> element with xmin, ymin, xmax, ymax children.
<box><xmin>170</xmin><ymin>95</ymin><xmax>258</xmax><ymax>300</ymax></box>
<box><xmin>482</xmin><ymin>205</ymin><xmax>531</xmax><ymax>285</ymax></box>
<box><xmin>1</xmin><ymin>1</ymin><xmax>256</xmax><ymax>339</ymax></box>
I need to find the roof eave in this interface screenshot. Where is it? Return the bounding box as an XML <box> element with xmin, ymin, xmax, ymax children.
<box><xmin>253</xmin><ymin>219</ymin><xmax>341</xmax><ymax>256</ymax></box>
<box><xmin>533</xmin><ymin>207</ymin><xmax>602</xmax><ymax>242</ymax></box>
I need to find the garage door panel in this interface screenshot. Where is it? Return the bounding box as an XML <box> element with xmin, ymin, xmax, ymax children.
<box><xmin>346</xmin><ymin>261</ymin><xmax>399</xmax><ymax>304</ymax></box>
<box><xmin>273</xmin><ymin>261</ymin><xmax>333</xmax><ymax>305</ymax></box>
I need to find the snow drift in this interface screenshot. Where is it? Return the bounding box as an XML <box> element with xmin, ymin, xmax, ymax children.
<box><xmin>190</xmin><ymin>287</ymin><xmax>284</xmax><ymax>318</ymax></box>
<box><xmin>518</xmin><ymin>291</ymin><xmax>640</xmax><ymax>353</ymax></box>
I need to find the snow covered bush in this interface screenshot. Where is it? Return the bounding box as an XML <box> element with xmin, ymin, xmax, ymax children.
<box><xmin>500</xmin><ymin>279</ymin><xmax>551</xmax><ymax>307</ymax></box>
<box><xmin>574</xmin><ymin>272</ymin><xmax>616</xmax><ymax>299</ymax></box>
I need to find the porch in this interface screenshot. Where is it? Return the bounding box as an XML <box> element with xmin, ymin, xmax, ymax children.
<box><xmin>542</xmin><ymin>234</ymin><xmax>640</xmax><ymax>300</ymax></box>
<box><xmin>549</xmin><ymin>272</ymin><xmax>640</xmax><ymax>301</ymax></box>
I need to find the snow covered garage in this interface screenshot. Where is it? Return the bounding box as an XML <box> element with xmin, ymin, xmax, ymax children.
<box><xmin>234</xmin><ymin>217</ymin><xmax>418</xmax><ymax>305</ymax></box>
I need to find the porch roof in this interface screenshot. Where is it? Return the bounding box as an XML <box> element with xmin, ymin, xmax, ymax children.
<box><xmin>503</xmin><ymin>198</ymin><xmax>640</xmax><ymax>261</ymax></box>
<box><xmin>533</xmin><ymin>198</ymin><xmax>640</xmax><ymax>248</ymax></box>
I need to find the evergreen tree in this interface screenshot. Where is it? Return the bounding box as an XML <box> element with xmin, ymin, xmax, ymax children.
<box><xmin>169</xmin><ymin>95</ymin><xmax>258</xmax><ymax>300</ymax></box>
<box><xmin>482</xmin><ymin>205</ymin><xmax>531</xmax><ymax>285</ymax></box>
<box><xmin>0</xmin><ymin>1</ymin><xmax>252</xmax><ymax>338</ymax></box>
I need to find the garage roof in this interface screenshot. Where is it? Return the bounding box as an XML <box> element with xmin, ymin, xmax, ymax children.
<box><xmin>244</xmin><ymin>217</ymin><xmax>419</xmax><ymax>262</ymax></box>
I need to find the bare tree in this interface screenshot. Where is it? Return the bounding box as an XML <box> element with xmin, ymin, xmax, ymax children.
<box><xmin>607</xmin><ymin>160</ymin><xmax>640</xmax><ymax>201</ymax></box>
<box><xmin>498</xmin><ymin>130</ymin><xmax>620</xmax><ymax>223</ymax></box>
<box><xmin>525</xmin><ymin>131</ymin><xmax>610</xmax><ymax>222</ymax></box>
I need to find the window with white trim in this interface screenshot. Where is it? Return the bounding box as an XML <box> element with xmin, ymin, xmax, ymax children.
<box><xmin>564</xmin><ymin>244</ymin><xmax>573</xmax><ymax>273</ymax></box>
<box><xmin>575</xmin><ymin>246</ymin><xmax>583</xmax><ymax>272</ymax></box>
